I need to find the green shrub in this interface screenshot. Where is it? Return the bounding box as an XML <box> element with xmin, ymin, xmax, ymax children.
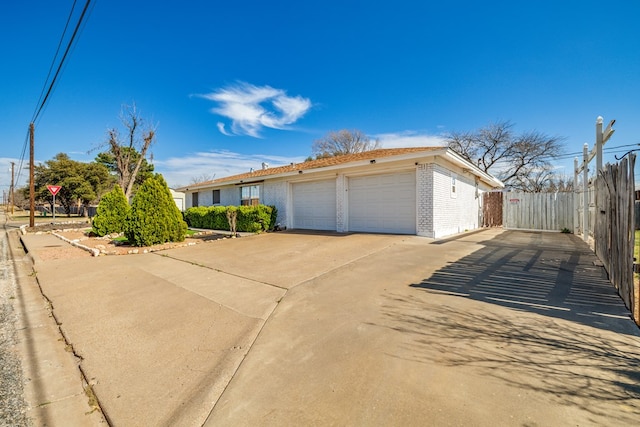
<box><xmin>92</xmin><ymin>185</ymin><xmax>130</xmax><ymax>237</ymax></box>
<box><xmin>183</xmin><ymin>204</ymin><xmax>277</xmax><ymax>232</ymax></box>
<box><xmin>184</xmin><ymin>206</ymin><xmax>228</xmax><ymax>229</ymax></box>
<box><xmin>124</xmin><ymin>175</ymin><xmax>188</xmax><ymax>246</ymax></box>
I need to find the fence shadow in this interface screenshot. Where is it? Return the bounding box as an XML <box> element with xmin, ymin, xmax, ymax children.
<box><xmin>378</xmin><ymin>293</ymin><xmax>640</xmax><ymax>424</ymax></box>
<box><xmin>412</xmin><ymin>230</ymin><xmax>637</xmax><ymax>335</ymax></box>
<box><xmin>378</xmin><ymin>230</ymin><xmax>640</xmax><ymax>423</ymax></box>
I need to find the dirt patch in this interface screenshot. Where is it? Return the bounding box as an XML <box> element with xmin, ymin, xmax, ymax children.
<box><xmin>37</xmin><ymin>227</ymin><xmax>229</xmax><ymax>257</ymax></box>
<box><xmin>24</xmin><ymin>220</ymin><xmax>91</xmax><ymax>233</ymax></box>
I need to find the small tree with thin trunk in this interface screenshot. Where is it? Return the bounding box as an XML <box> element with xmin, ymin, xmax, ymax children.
<box><xmin>103</xmin><ymin>103</ymin><xmax>157</xmax><ymax>200</ymax></box>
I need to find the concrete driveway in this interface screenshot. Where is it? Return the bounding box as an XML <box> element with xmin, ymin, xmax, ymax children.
<box><xmin>18</xmin><ymin>229</ymin><xmax>640</xmax><ymax>426</ymax></box>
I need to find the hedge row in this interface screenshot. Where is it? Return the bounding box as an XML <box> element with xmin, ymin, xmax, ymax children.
<box><xmin>184</xmin><ymin>205</ymin><xmax>277</xmax><ymax>233</ymax></box>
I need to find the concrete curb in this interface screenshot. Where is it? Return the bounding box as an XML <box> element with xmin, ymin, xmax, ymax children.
<box><xmin>52</xmin><ymin>232</ymin><xmax>100</xmax><ymax>257</ymax></box>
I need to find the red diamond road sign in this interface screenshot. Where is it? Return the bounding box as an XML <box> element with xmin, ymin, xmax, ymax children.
<box><xmin>47</xmin><ymin>185</ymin><xmax>61</xmax><ymax>196</ymax></box>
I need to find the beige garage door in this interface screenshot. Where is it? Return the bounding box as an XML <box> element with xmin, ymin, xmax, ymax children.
<box><xmin>348</xmin><ymin>171</ymin><xmax>416</xmax><ymax>234</ymax></box>
<box><xmin>292</xmin><ymin>179</ymin><xmax>337</xmax><ymax>230</ymax></box>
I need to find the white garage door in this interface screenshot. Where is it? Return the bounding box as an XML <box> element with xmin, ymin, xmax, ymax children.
<box><xmin>348</xmin><ymin>172</ymin><xmax>416</xmax><ymax>234</ymax></box>
<box><xmin>292</xmin><ymin>179</ymin><xmax>337</xmax><ymax>230</ymax></box>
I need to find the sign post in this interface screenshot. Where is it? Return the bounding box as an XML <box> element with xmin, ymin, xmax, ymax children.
<box><xmin>47</xmin><ymin>185</ymin><xmax>61</xmax><ymax>220</ymax></box>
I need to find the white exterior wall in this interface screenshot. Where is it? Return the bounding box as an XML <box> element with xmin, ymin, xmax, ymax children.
<box><xmin>263</xmin><ymin>181</ymin><xmax>288</xmax><ymax>226</ymax></box>
<box><xmin>431</xmin><ymin>163</ymin><xmax>481</xmax><ymax>238</ymax></box>
<box><xmin>184</xmin><ymin>190</ymin><xmax>215</xmax><ymax>209</ymax></box>
<box><xmin>220</xmin><ymin>186</ymin><xmax>238</xmax><ymax>206</ymax></box>
<box><xmin>200</xmin><ymin>190</ymin><xmax>214</xmax><ymax>207</ymax></box>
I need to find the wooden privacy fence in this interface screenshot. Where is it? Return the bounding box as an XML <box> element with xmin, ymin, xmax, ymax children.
<box><xmin>482</xmin><ymin>192</ymin><xmax>503</xmax><ymax>227</ymax></box>
<box><xmin>594</xmin><ymin>154</ymin><xmax>638</xmax><ymax>324</ymax></box>
<box><xmin>502</xmin><ymin>191</ymin><xmax>574</xmax><ymax>231</ymax></box>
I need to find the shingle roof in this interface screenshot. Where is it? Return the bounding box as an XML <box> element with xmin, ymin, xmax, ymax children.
<box><xmin>187</xmin><ymin>147</ymin><xmax>446</xmax><ymax>188</ymax></box>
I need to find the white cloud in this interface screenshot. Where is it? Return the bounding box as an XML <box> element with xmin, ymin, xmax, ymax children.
<box><xmin>0</xmin><ymin>157</ymin><xmax>26</xmax><ymax>189</ymax></box>
<box><xmin>375</xmin><ymin>131</ymin><xmax>447</xmax><ymax>148</ymax></box>
<box><xmin>200</xmin><ymin>82</ymin><xmax>312</xmax><ymax>137</ymax></box>
<box><xmin>154</xmin><ymin>150</ymin><xmax>307</xmax><ymax>188</ymax></box>
<box><xmin>216</xmin><ymin>122</ymin><xmax>232</xmax><ymax>136</ymax></box>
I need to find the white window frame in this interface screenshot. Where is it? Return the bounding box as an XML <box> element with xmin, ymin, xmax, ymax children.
<box><xmin>240</xmin><ymin>185</ymin><xmax>260</xmax><ymax>206</ymax></box>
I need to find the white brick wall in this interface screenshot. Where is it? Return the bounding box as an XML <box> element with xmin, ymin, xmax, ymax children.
<box><xmin>220</xmin><ymin>186</ymin><xmax>238</xmax><ymax>206</ymax></box>
<box><xmin>417</xmin><ymin>163</ymin><xmax>434</xmax><ymax>237</ymax></box>
<box><xmin>431</xmin><ymin>164</ymin><xmax>481</xmax><ymax>238</ymax></box>
<box><xmin>185</xmin><ymin>190</ymin><xmax>214</xmax><ymax>209</ymax></box>
<box><xmin>263</xmin><ymin>181</ymin><xmax>288</xmax><ymax>226</ymax></box>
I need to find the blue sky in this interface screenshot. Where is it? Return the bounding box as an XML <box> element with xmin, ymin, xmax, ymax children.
<box><xmin>1</xmin><ymin>0</ymin><xmax>639</xmax><ymax>190</ymax></box>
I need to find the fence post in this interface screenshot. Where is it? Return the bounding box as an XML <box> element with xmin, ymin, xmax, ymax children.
<box><xmin>574</xmin><ymin>157</ymin><xmax>579</xmax><ymax>234</ymax></box>
<box><xmin>596</xmin><ymin>116</ymin><xmax>603</xmax><ymax>173</ymax></box>
<box><xmin>583</xmin><ymin>143</ymin><xmax>589</xmax><ymax>242</ymax></box>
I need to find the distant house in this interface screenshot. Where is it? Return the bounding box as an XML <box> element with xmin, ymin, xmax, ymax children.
<box><xmin>169</xmin><ymin>189</ymin><xmax>186</xmax><ymax>211</ymax></box>
<box><xmin>175</xmin><ymin>147</ymin><xmax>503</xmax><ymax>238</ymax></box>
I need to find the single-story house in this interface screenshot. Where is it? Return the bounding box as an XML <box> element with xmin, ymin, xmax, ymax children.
<box><xmin>176</xmin><ymin>147</ymin><xmax>504</xmax><ymax>238</ymax></box>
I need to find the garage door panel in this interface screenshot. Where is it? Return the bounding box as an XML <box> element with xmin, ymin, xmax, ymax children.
<box><xmin>292</xmin><ymin>180</ymin><xmax>337</xmax><ymax>230</ymax></box>
<box><xmin>348</xmin><ymin>172</ymin><xmax>416</xmax><ymax>234</ymax></box>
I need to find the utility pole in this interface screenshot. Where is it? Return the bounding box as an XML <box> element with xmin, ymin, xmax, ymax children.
<box><xmin>10</xmin><ymin>161</ymin><xmax>15</xmax><ymax>215</ymax></box>
<box><xmin>29</xmin><ymin>123</ymin><xmax>35</xmax><ymax>227</ymax></box>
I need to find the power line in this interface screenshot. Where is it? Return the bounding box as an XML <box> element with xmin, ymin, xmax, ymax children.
<box><xmin>31</xmin><ymin>0</ymin><xmax>93</xmax><ymax>125</ymax></box>
<box><xmin>15</xmin><ymin>0</ymin><xmax>94</xmax><ymax>189</ymax></box>
<box><xmin>32</xmin><ymin>0</ymin><xmax>79</xmax><ymax>122</ymax></box>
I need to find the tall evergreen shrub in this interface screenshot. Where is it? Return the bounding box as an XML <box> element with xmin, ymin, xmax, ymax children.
<box><xmin>92</xmin><ymin>185</ymin><xmax>129</xmax><ymax>237</ymax></box>
<box><xmin>124</xmin><ymin>175</ymin><xmax>188</xmax><ymax>246</ymax></box>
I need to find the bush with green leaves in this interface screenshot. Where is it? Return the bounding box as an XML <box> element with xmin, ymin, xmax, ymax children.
<box><xmin>183</xmin><ymin>205</ymin><xmax>228</xmax><ymax>229</ymax></box>
<box><xmin>92</xmin><ymin>185</ymin><xmax>130</xmax><ymax>237</ymax></box>
<box><xmin>124</xmin><ymin>175</ymin><xmax>188</xmax><ymax>246</ymax></box>
<box><xmin>184</xmin><ymin>204</ymin><xmax>276</xmax><ymax>232</ymax></box>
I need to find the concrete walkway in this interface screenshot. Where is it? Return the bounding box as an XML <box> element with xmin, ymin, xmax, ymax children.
<box><xmin>3</xmin><ymin>221</ymin><xmax>106</xmax><ymax>426</ymax></box>
<box><xmin>10</xmin><ymin>227</ymin><xmax>640</xmax><ymax>426</ymax></box>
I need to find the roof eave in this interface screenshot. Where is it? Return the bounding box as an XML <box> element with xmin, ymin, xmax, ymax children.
<box><xmin>176</xmin><ymin>148</ymin><xmax>504</xmax><ymax>191</ymax></box>
<box><xmin>443</xmin><ymin>150</ymin><xmax>505</xmax><ymax>188</ymax></box>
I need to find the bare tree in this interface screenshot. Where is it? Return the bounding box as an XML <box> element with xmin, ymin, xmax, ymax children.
<box><xmin>446</xmin><ymin>121</ymin><xmax>564</xmax><ymax>191</ymax></box>
<box><xmin>547</xmin><ymin>173</ymin><xmax>574</xmax><ymax>192</ymax></box>
<box><xmin>190</xmin><ymin>173</ymin><xmax>216</xmax><ymax>185</ymax></box>
<box><xmin>312</xmin><ymin>129</ymin><xmax>381</xmax><ymax>158</ymax></box>
<box><xmin>104</xmin><ymin>104</ymin><xmax>157</xmax><ymax>200</ymax></box>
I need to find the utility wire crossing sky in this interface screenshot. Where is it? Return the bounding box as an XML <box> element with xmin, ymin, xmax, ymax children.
<box><xmin>1</xmin><ymin>0</ymin><xmax>639</xmax><ymax>189</ymax></box>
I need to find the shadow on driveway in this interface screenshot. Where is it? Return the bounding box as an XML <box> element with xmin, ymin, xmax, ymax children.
<box><xmin>381</xmin><ymin>230</ymin><xmax>640</xmax><ymax>424</ymax></box>
<box><xmin>412</xmin><ymin>230</ymin><xmax>636</xmax><ymax>334</ymax></box>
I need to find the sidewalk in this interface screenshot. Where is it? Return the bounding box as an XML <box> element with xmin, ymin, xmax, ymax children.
<box><xmin>4</xmin><ymin>216</ymin><xmax>106</xmax><ymax>425</ymax></box>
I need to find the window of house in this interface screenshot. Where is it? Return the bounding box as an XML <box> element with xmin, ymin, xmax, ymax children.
<box><xmin>213</xmin><ymin>189</ymin><xmax>221</xmax><ymax>204</ymax></box>
<box><xmin>192</xmin><ymin>192</ymin><xmax>199</xmax><ymax>207</ymax></box>
<box><xmin>240</xmin><ymin>185</ymin><xmax>260</xmax><ymax>206</ymax></box>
